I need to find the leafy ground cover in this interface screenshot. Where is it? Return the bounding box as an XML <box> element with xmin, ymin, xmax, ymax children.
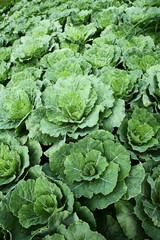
<box><xmin>0</xmin><ymin>0</ymin><xmax>160</xmax><ymax>239</ymax></box>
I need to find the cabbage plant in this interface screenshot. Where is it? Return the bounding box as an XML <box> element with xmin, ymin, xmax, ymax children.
<box><xmin>43</xmin><ymin>57</ymin><xmax>92</xmax><ymax>83</ymax></box>
<box><xmin>26</xmin><ymin>75</ymin><xmax>115</xmax><ymax>141</ymax></box>
<box><xmin>49</xmin><ymin>130</ymin><xmax>131</xmax><ymax>210</ymax></box>
<box><xmin>122</xmin><ymin>47</ymin><xmax>159</xmax><ymax>71</ymax></box>
<box><xmin>0</xmin><ymin>79</ymin><xmax>41</xmax><ymax>130</ymax></box>
<box><xmin>0</xmin><ymin>132</ymin><xmax>29</xmax><ymax>193</ymax></box>
<box><xmin>0</xmin><ymin>175</ymin><xmax>100</xmax><ymax>239</ymax></box>
<box><xmin>142</xmin><ymin>64</ymin><xmax>160</xmax><ymax>109</ymax></box>
<box><xmin>9</xmin><ymin>176</ymin><xmax>74</xmax><ymax>228</ymax></box>
<box><xmin>134</xmin><ymin>160</ymin><xmax>160</xmax><ymax>240</ymax></box>
<box><xmin>118</xmin><ymin>107</ymin><xmax>160</xmax><ymax>154</ymax></box>
<box><xmin>11</xmin><ymin>35</ymin><xmax>52</xmax><ymax>62</ymax></box>
<box><xmin>84</xmin><ymin>43</ymin><xmax>121</xmax><ymax>69</ymax></box>
<box><xmin>98</xmin><ymin>67</ymin><xmax>142</xmax><ymax>102</ymax></box>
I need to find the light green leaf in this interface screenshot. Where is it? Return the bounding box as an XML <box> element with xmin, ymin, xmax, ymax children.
<box><xmin>64</xmin><ymin>153</ymin><xmax>84</xmax><ymax>183</ymax></box>
<box><xmin>44</xmin><ymin>234</ymin><xmax>65</xmax><ymax>240</ymax></box>
<box><xmin>89</xmin><ymin>162</ymin><xmax>119</xmax><ymax>195</ymax></box>
<box><xmin>123</xmin><ymin>163</ymin><xmax>145</xmax><ymax>200</ymax></box>
<box><xmin>26</xmin><ymin>107</ymin><xmax>55</xmax><ymax>145</ymax></box>
<box><xmin>34</xmin><ymin>176</ymin><xmax>62</xmax><ymax>200</ymax></box>
<box><xmin>65</xmin><ymin>23</ymin><xmax>96</xmax><ymax>44</ymax></box>
<box><xmin>88</xmin><ymin>129</ymin><xmax>114</xmax><ymax>142</ymax></box>
<box><xmin>104</xmin><ymin>140</ymin><xmax>131</xmax><ymax>181</ymax></box>
<box><xmin>18</xmin><ymin>203</ymin><xmax>45</xmax><ymax>228</ymax></box>
<box><xmin>34</xmin><ymin>194</ymin><xmax>58</xmax><ymax>218</ymax></box>
<box><xmin>62</xmin><ymin>221</ymin><xmax>105</xmax><ymax>240</ymax></box>
<box><xmin>27</xmin><ymin>140</ymin><xmax>42</xmax><ymax>166</ymax></box>
<box><xmin>49</xmin><ymin>142</ymin><xmax>74</xmax><ymax>176</ymax></box>
<box><xmin>74</xmin><ymin>201</ymin><xmax>96</xmax><ymax>230</ymax></box>
<box><xmin>104</xmin><ymin>99</ymin><xmax>125</xmax><ymax>132</ymax></box>
<box><xmin>67</xmin><ymin>181</ymin><xmax>93</xmax><ymax>199</ymax></box>
<box><xmin>86</xmin><ymin>181</ymin><xmax>127</xmax><ymax>210</ymax></box>
<box><xmin>59</xmin><ymin>92</ymin><xmax>85</xmax><ymax>121</ymax></box>
<box><xmin>9</xmin><ymin>179</ymin><xmax>35</xmax><ymax>217</ymax></box>
<box><xmin>27</xmin><ymin>165</ymin><xmax>45</xmax><ymax>180</ymax></box>
<box><xmin>40</xmin><ymin>119</ymin><xmax>76</xmax><ymax>137</ymax></box>
<box><xmin>78</xmin><ymin>105</ymin><xmax>104</xmax><ymax>129</ymax></box>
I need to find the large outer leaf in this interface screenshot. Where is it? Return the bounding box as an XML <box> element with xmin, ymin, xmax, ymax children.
<box><xmin>104</xmin><ymin>99</ymin><xmax>125</xmax><ymax>132</ymax></box>
<box><xmin>74</xmin><ymin>201</ymin><xmax>96</xmax><ymax>230</ymax></box>
<box><xmin>0</xmin><ymin>194</ymin><xmax>32</xmax><ymax>240</ymax></box>
<box><xmin>27</xmin><ymin>140</ymin><xmax>42</xmax><ymax>166</ymax></box>
<box><xmin>9</xmin><ymin>179</ymin><xmax>35</xmax><ymax>217</ymax></box>
<box><xmin>123</xmin><ymin>163</ymin><xmax>145</xmax><ymax>200</ymax></box>
<box><xmin>78</xmin><ymin>105</ymin><xmax>104</xmax><ymax>129</ymax></box>
<box><xmin>115</xmin><ymin>200</ymin><xmax>146</xmax><ymax>240</ymax></box>
<box><xmin>85</xmin><ymin>181</ymin><xmax>127</xmax><ymax>210</ymax></box>
<box><xmin>49</xmin><ymin>142</ymin><xmax>74</xmax><ymax>177</ymax></box>
<box><xmin>66</xmin><ymin>181</ymin><xmax>93</xmax><ymax>199</ymax></box>
<box><xmin>25</xmin><ymin>107</ymin><xmax>55</xmax><ymax>145</ymax></box>
<box><xmin>70</xmin><ymin>137</ymin><xmax>104</xmax><ymax>156</ymax></box>
<box><xmin>103</xmin><ymin>140</ymin><xmax>131</xmax><ymax>181</ymax></box>
<box><xmin>105</xmin><ymin>215</ymin><xmax>129</xmax><ymax>240</ymax></box>
<box><xmin>143</xmin><ymin>200</ymin><xmax>160</xmax><ymax>227</ymax></box>
<box><xmin>61</xmin><ymin>221</ymin><xmax>105</xmax><ymax>240</ymax></box>
<box><xmin>40</xmin><ymin>118</ymin><xmax>76</xmax><ymax>138</ymax></box>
